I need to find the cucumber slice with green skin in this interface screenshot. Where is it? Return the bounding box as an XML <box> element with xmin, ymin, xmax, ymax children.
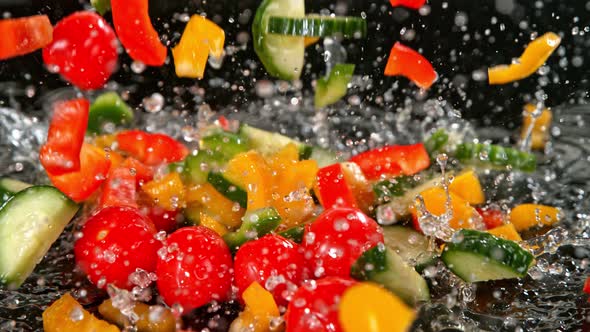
<box><xmin>373</xmin><ymin>176</ymin><xmax>419</xmax><ymax>204</ymax></box>
<box><xmin>268</xmin><ymin>16</ymin><xmax>367</xmax><ymax>38</ymax></box>
<box><xmin>278</xmin><ymin>224</ymin><xmax>305</xmax><ymax>243</ymax></box>
<box><xmin>441</xmin><ymin>229</ymin><xmax>534</xmax><ymax>283</ymax></box>
<box><xmin>351</xmin><ymin>244</ymin><xmax>430</xmax><ymax>305</ymax></box>
<box><xmin>382</xmin><ymin>226</ymin><xmax>437</xmax><ymax>272</ymax></box>
<box><xmin>182</xmin><ymin>151</ymin><xmax>226</xmax><ymax>184</ymax></box>
<box><xmin>91</xmin><ymin>0</ymin><xmax>111</xmax><ymax>15</ymax></box>
<box><xmin>253</xmin><ymin>0</ymin><xmax>305</xmax><ymax>80</ymax></box>
<box><xmin>454</xmin><ymin>142</ymin><xmax>536</xmax><ymax>172</ymax></box>
<box><xmin>315</xmin><ymin>64</ymin><xmax>355</xmax><ymax>109</ymax></box>
<box><xmin>223</xmin><ymin>207</ymin><xmax>282</xmax><ymax>251</ymax></box>
<box><xmin>87</xmin><ymin>92</ymin><xmax>134</xmax><ymax>134</ymax></box>
<box><xmin>424</xmin><ymin>129</ymin><xmax>449</xmax><ymax>157</ymax></box>
<box><xmin>0</xmin><ymin>178</ymin><xmax>32</xmax><ymax>206</ymax></box>
<box><xmin>207</xmin><ymin>172</ymin><xmax>248</xmax><ymax>209</ymax></box>
<box><xmin>200</xmin><ymin>131</ymin><xmax>251</xmax><ymax>159</ymax></box>
<box><xmin>0</xmin><ymin>186</ymin><xmax>79</xmax><ymax>289</ymax></box>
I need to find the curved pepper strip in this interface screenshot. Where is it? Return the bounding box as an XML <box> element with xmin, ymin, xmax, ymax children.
<box><xmin>116</xmin><ymin>130</ymin><xmax>189</xmax><ymax>166</ymax></box>
<box><xmin>0</xmin><ymin>15</ymin><xmax>53</xmax><ymax>60</ymax></box>
<box><xmin>390</xmin><ymin>0</ymin><xmax>426</xmax><ymax>9</ymax></box>
<box><xmin>172</xmin><ymin>15</ymin><xmax>225</xmax><ymax>79</ymax></box>
<box><xmin>488</xmin><ymin>32</ymin><xmax>561</xmax><ymax>85</ymax></box>
<box><xmin>385</xmin><ymin>42</ymin><xmax>437</xmax><ymax>89</ymax></box>
<box><xmin>111</xmin><ymin>0</ymin><xmax>167</xmax><ymax>66</ymax></box>
<box><xmin>520</xmin><ymin>103</ymin><xmax>552</xmax><ymax>150</ymax></box>
<box><xmin>349</xmin><ymin>143</ymin><xmax>430</xmax><ymax>180</ymax></box>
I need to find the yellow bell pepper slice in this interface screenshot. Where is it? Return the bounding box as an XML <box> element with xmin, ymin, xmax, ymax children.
<box><xmin>341</xmin><ymin>162</ymin><xmax>375</xmax><ymax>213</ymax></box>
<box><xmin>98</xmin><ymin>299</ymin><xmax>176</xmax><ymax>332</ymax></box>
<box><xmin>509</xmin><ymin>204</ymin><xmax>560</xmax><ymax>231</ymax></box>
<box><xmin>185</xmin><ymin>183</ymin><xmax>245</xmax><ymax>228</ymax></box>
<box><xmin>224</xmin><ymin>151</ymin><xmax>273</xmax><ymax>211</ymax></box>
<box><xmin>304</xmin><ymin>37</ymin><xmax>320</xmax><ymax>47</ymax></box>
<box><xmin>229</xmin><ymin>282</ymin><xmax>280</xmax><ymax>332</ymax></box>
<box><xmin>172</xmin><ymin>15</ymin><xmax>225</xmax><ymax>79</ymax></box>
<box><xmin>272</xmin><ymin>159</ymin><xmax>318</xmax><ymax>228</ymax></box>
<box><xmin>412</xmin><ymin>187</ymin><xmax>480</xmax><ymax>230</ymax></box>
<box><xmin>448</xmin><ymin>170</ymin><xmax>485</xmax><ymax>205</ymax></box>
<box><xmin>43</xmin><ymin>293</ymin><xmax>120</xmax><ymax>332</ymax></box>
<box><xmin>520</xmin><ymin>103</ymin><xmax>552</xmax><ymax>150</ymax></box>
<box><xmin>141</xmin><ymin>172</ymin><xmax>186</xmax><ymax>211</ymax></box>
<box><xmin>488</xmin><ymin>32</ymin><xmax>561</xmax><ymax>85</ymax></box>
<box><xmin>199</xmin><ymin>211</ymin><xmax>229</xmax><ymax>236</ymax></box>
<box><xmin>339</xmin><ymin>282</ymin><xmax>415</xmax><ymax>332</ymax></box>
<box><xmin>488</xmin><ymin>223</ymin><xmax>522</xmax><ymax>242</ymax></box>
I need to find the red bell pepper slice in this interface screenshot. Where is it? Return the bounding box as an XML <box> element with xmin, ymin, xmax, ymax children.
<box><xmin>48</xmin><ymin>143</ymin><xmax>111</xmax><ymax>202</ymax></box>
<box><xmin>384</xmin><ymin>42</ymin><xmax>437</xmax><ymax>90</ymax></box>
<box><xmin>40</xmin><ymin>98</ymin><xmax>89</xmax><ymax>176</ymax></box>
<box><xmin>314</xmin><ymin>163</ymin><xmax>358</xmax><ymax>209</ymax></box>
<box><xmin>99</xmin><ymin>165</ymin><xmax>138</xmax><ymax>209</ymax></box>
<box><xmin>390</xmin><ymin>0</ymin><xmax>426</xmax><ymax>9</ymax></box>
<box><xmin>121</xmin><ymin>157</ymin><xmax>154</xmax><ymax>185</ymax></box>
<box><xmin>116</xmin><ymin>130</ymin><xmax>189</xmax><ymax>166</ymax></box>
<box><xmin>584</xmin><ymin>277</ymin><xmax>590</xmax><ymax>295</ymax></box>
<box><xmin>349</xmin><ymin>143</ymin><xmax>430</xmax><ymax>180</ymax></box>
<box><xmin>0</xmin><ymin>15</ymin><xmax>53</xmax><ymax>60</ymax></box>
<box><xmin>111</xmin><ymin>0</ymin><xmax>167</xmax><ymax>66</ymax></box>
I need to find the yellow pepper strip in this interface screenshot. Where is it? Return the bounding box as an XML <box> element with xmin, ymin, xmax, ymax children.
<box><xmin>488</xmin><ymin>223</ymin><xmax>522</xmax><ymax>242</ymax></box>
<box><xmin>93</xmin><ymin>134</ymin><xmax>117</xmax><ymax>150</ymax></box>
<box><xmin>229</xmin><ymin>282</ymin><xmax>280</xmax><ymax>332</ymax></box>
<box><xmin>304</xmin><ymin>37</ymin><xmax>320</xmax><ymax>47</ymax></box>
<box><xmin>185</xmin><ymin>183</ymin><xmax>244</xmax><ymax>228</ymax></box>
<box><xmin>199</xmin><ymin>211</ymin><xmax>229</xmax><ymax>236</ymax></box>
<box><xmin>98</xmin><ymin>299</ymin><xmax>176</xmax><ymax>332</ymax></box>
<box><xmin>43</xmin><ymin>293</ymin><xmax>120</xmax><ymax>332</ymax></box>
<box><xmin>339</xmin><ymin>282</ymin><xmax>415</xmax><ymax>332</ymax></box>
<box><xmin>411</xmin><ymin>187</ymin><xmax>480</xmax><ymax>230</ymax></box>
<box><xmin>268</xmin><ymin>143</ymin><xmax>299</xmax><ymax>170</ymax></box>
<box><xmin>141</xmin><ymin>172</ymin><xmax>186</xmax><ymax>211</ymax></box>
<box><xmin>224</xmin><ymin>151</ymin><xmax>273</xmax><ymax>211</ymax></box>
<box><xmin>341</xmin><ymin>162</ymin><xmax>375</xmax><ymax>213</ymax></box>
<box><xmin>272</xmin><ymin>159</ymin><xmax>318</xmax><ymax>228</ymax></box>
<box><xmin>488</xmin><ymin>32</ymin><xmax>561</xmax><ymax>85</ymax></box>
<box><xmin>509</xmin><ymin>204</ymin><xmax>560</xmax><ymax>232</ymax></box>
<box><xmin>172</xmin><ymin>15</ymin><xmax>225</xmax><ymax>79</ymax></box>
<box><xmin>521</xmin><ymin>103</ymin><xmax>552</xmax><ymax>150</ymax></box>
<box><xmin>448</xmin><ymin>170</ymin><xmax>485</xmax><ymax>205</ymax></box>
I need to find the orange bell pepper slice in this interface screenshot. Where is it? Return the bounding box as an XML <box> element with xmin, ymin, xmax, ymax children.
<box><xmin>412</xmin><ymin>187</ymin><xmax>480</xmax><ymax>230</ymax></box>
<box><xmin>0</xmin><ymin>15</ymin><xmax>53</xmax><ymax>60</ymax></box>
<box><xmin>448</xmin><ymin>170</ymin><xmax>485</xmax><ymax>205</ymax></box>
<box><xmin>520</xmin><ymin>103</ymin><xmax>552</xmax><ymax>150</ymax></box>
<box><xmin>509</xmin><ymin>204</ymin><xmax>560</xmax><ymax>231</ymax></box>
<box><xmin>141</xmin><ymin>172</ymin><xmax>186</xmax><ymax>211</ymax></box>
<box><xmin>185</xmin><ymin>183</ymin><xmax>245</xmax><ymax>228</ymax></box>
<box><xmin>43</xmin><ymin>293</ymin><xmax>120</xmax><ymax>332</ymax></box>
<box><xmin>230</xmin><ymin>282</ymin><xmax>280</xmax><ymax>332</ymax></box>
<box><xmin>488</xmin><ymin>32</ymin><xmax>561</xmax><ymax>85</ymax></box>
<box><xmin>224</xmin><ymin>151</ymin><xmax>273</xmax><ymax>211</ymax></box>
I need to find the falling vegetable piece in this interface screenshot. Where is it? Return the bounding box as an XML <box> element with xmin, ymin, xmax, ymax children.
<box><xmin>43</xmin><ymin>293</ymin><xmax>120</xmax><ymax>332</ymax></box>
<box><xmin>198</xmin><ymin>211</ymin><xmax>229</xmax><ymax>236</ymax></box>
<box><xmin>99</xmin><ymin>165</ymin><xmax>138</xmax><ymax>208</ymax></box>
<box><xmin>222</xmin><ymin>207</ymin><xmax>282</xmax><ymax>251</ymax></box>
<box><xmin>389</xmin><ymin>0</ymin><xmax>427</xmax><ymax>10</ymax></box>
<box><xmin>448</xmin><ymin>170</ymin><xmax>485</xmax><ymax>205</ymax></box>
<box><xmin>40</xmin><ymin>98</ymin><xmax>89</xmax><ymax>176</ymax></box>
<box><xmin>424</xmin><ymin>129</ymin><xmax>450</xmax><ymax>157</ymax></box>
<box><xmin>488</xmin><ymin>223</ymin><xmax>522</xmax><ymax>242</ymax></box>
<box><xmin>339</xmin><ymin>282</ymin><xmax>416</xmax><ymax>332</ymax></box>
<box><xmin>477</xmin><ymin>206</ymin><xmax>505</xmax><ymax>229</ymax></box>
<box><xmin>315</xmin><ymin>63</ymin><xmax>355</xmax><ymax>109</ymax></box>
<box><xmin>509</xmin><ymin>204</ymin><xmax>560</xmax><ymax>231</ymax></box>
<box><xmin>172</xmin><ymin>15</ymin><xmax>225</xmax><ymax>79</ymax></box>
<box><xmin>267</xmin><ymin>16</ymin><xmax>367</xmax><ymax>38</ymax></box>
<box><xmin>88</xmin><ymin>92</ymin><xmax>134</xmax><ymax>134</ymax></box>
<box><xmin>222</xmin><ymin>150</ymin><xmax>273</xmax><ymax>211</ymax></box>
<box><xmin>0</xmin><ymin>177</ymin><xmax>31</xmax><ymax>206</ymax></box>
<box><xmin>141</xmin><ymin>172</ymin><xmax>186</xmax><ymax>211</ymax></box>
<box><xmin>111</xmin><ymin>0</ymin><xmax>167</xmax><ymax>66</ymax></box>
<box><xmin>229</xmin><ymin>282</ymin><xmax>280</xmax><ymax>332</ymax></box>
<box><xmin>349</xmin><ymin>143</ymin><xmax>430</xmax><ymax>180</ymax></box>
<box><xmin>0</xmin><ymin>15</ymin><xmax>53</xmax><ymax>61</ymax></box>
<box><xmin>91</xmin><ymin>0</ymin><xmax>111</xmax><ymax>15</ymax></box>
<box><xmin>116</xmin><ymin>130</ymin><xmax>189</xmax><ymax>166</ymax></box>
<box><xmin>520</xmin><ymin>103</ymin><xmax>552</xmax><ymax>150</ymax></box>
<box><xmin>98</xmin><ymin>298</ymin><xmax>176</xmax><ymax>332</ymax></box>
<box><xmin>185</xmin><ymin>183</ymin><xmax>245</xmax><ymax>228</ymax></box>
<box><xmin>454</xmin><ymin>142</ymin><xmax>537</xmax><ymax>172</ymax></box>
<box><xmin>488</xmin><ymin>32</ymin><xmax>561</xmax><ymax>85</ymax></box>
<box><xmin>385</xmin><ymin>42</ymin><xmax>437</xmax><ymax>89</ymax></box>
<box><xmin>314</xmin><ymin>163</ymin><xmax>359</xmax><ymax>209</ymax></box>
<box><xmin>411</xmin><ymin>187</ymin><xmax>481</xmax><ymax>230</ymax></box>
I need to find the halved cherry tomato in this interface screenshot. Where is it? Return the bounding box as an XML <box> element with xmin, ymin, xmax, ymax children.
<box><xmin>0</xmin><ymin>15</ymin><xmax>53</xmax><ymax>60</ymax></box>
<box><xmin>234</xmin><ymin>234</ymin><xmax>305</xmax><ymax>306</ymax></box>
<box><xmin>116</xmin><ymin>130</ymin><xmax>189</xmax><ymax>166</ymax></box>
<box><xmin>285</xmin><ymin>276</ymin><xmax>356</xmax><ymax>332</ymax></box>
<box><xmin>349</xmin><ymin>143</ymin><xmax>430</xmax><ymax>180</ymax></box>
<box><xmin>42</xmin><ymin>11</ymin><xmax>118</xmax><ymax>90</ymax></box>
<box><xmin>390</xmin><ymin>0</ymin><xmax>426</xmax><ymax>9</ymax></box>
<box><xmin>385</xmin><ymin>42</ymin><xmax>437</xmax><ymax>90</ymax></box>
<box><xmin>47</xmin><ymin>143</ymin><xmax>111</xmax><ymax>202</ymax></box>
<box><xmin>314</xmin><ymin>164</ymin><xmax>358</xmax><ymax>209</ymax></box>
<box><xmin>111</xmin><ymin>0</ymin><xmax>167</xmax><ymax>66</ymax></box>
<box><xmin>156</xmin><ymin>226</ymin><xmax>233</xmax><ymax>311</ymax></box>
<box><xmin>476</xmin><ymin>206</ymin><xmax>505</xmax><ymax>230</ymax></box>
<box><xmin>40</xmin><ymin>98</ymin><xmax>89</xmax><ymax>176</ymax></box>
<box><xmin>99</xmin><ymin>166</ymin><xmax>138</xmax><ymax>209</ymax></box>
<box><xmin>302</xmin><ymin>207</ymin><xmax>383</xmax><ymax>278</ymax></box>
<box><xmin>74</xmin><ymin>206</ymin><xmax>160</xmax><ymax>290</ymax></box>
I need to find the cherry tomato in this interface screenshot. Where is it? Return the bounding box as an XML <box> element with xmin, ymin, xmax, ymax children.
<box><xmin>302</xmin><ymin>207</ymin><xmax>383</xmax><ymax>279</ymax></box>
<box><xmin>43</xmin><ymin>11</ymin><xmax>118</xmax><ymax>90</ymax></box>
<box><xmin>285</xmin><ymin>276</ymin><xmax>356</xmax><ymax>332</ymax></box>
<box><xmin>477</xmin><ymin>206</ymin><xmax>505</xmax><ymax>230</ymax></box>
<box><xmin>156</xmin><ymin>226</ymin><xmax>233</xmax><ymax>311</ymax></box>
<box><xmin>141</xmin><ymin>205</ymin><xmax>180</xmax><ymax>233</ymax></box>
<box><xmin>74</xmin><ymin>207</ymin><xmax>160</xmax><ymax>290</ymax></box>
<box><xmin>234</xmin><ymin>234</ymin><xmax>305</xmax><ymax>306</ymax></box>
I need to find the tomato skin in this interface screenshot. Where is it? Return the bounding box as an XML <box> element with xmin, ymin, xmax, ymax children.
<box><xmin>0</xmin><ymin>15</ymin><xmax>53</xmax><ymax>60</ymax></box>
<box><xmin>285</xmin><ymin>277</ymin><xmax>357</xmax><ymax>332</ymax></box>
<box><xmin>156</xmin><ymin>226</ymin><xmax>233</xmax><ymax>311</ymax></box>
<box><xmin>116</xmin><ymin>130</ymin><xmax>189</xmax><ymax>166</ymax></box>
<box><xmin>477</xmin><ymin>207</ymin><xmax>504</xmax><ymax>230</ymax></box>
<box><xmin>302</xmin><ymin>207</ymin><xmax>383</xmax><ymax>279</ymax></box>
<box><xmin>42</xmin><ymin>11</ymin><xmax>118</xmax><ymax>90</ymax></box>
<box><xmin>141</xmin><ymin>205</ymin><xmax>180</xmax><ymax>233</ymax></box>
<box><xmin>74</xmin><ymin>207</ymin><xmax>160</xmax><ymax>290</ymax></box>
<box><xmin>234</xmin><ymin>234</ymin><xmax>305</xmax><ymax>306</ymax></box>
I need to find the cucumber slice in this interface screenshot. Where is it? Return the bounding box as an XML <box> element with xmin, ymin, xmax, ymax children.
<box><xmin>0</xmin><ymin>186</ymin><xmax>79</xmax><ymax>289</ymax></box>
<box><xmin>315</xmin><ymin>63</ymin><xmax>355</xmax><ymax>109</ymax></box>
<box><xmin>441</xmin><ymin>229</ymin><xmax>534</xmax><ymax>283</ymax></box>
<box><xmin>424</xmin><ymin>129</ymin><xmax>449</xmax><ymax>157</ymax></box>
<box><xmin>454</xmin><ymin>142</ymin><xmax>536</xmax><ymax>172</ymax></box>
<box><xmin>268</xmin><ymin>16</ymin><xmax>367</xmax><ymax>38</ymax></box>
<box><xmin>278</xmin><ymin>224</ymin><xmax>305</xmax><ymax>243</ymax></box>
<box><xmin>253</xmin><ymin>0</ymin><xmax>305</xmax><ymax>80</ymax></box>
<box><xmin>88</xmin><ymin>92</ymin><xmax>134</xmax><ymax>134</ymax></box>
<box><xmin>91</xmin><ymin>0</ymin><xmax>111</xmax><ymax>15</ymax></box>
<box><xmin>0</xmin><ymin>178</ymin><xmax>31</xmax><ymax>206</ymax></box>
<box><xmin>200</xmin><ymin>131</ymin><xmax>251</xmax><ymax>159</ymax></box>
<box><xmin>223</xmin><ymin>207</ymin><xmax>282</xmax><ymax>251</ymax></box>
<box><xmin>308</xmin><ymin>146</ymin><xmax>338</xmax><ymax>168</ymax></box>
<box><xmin>207</xmin><ymin>172</ymin><xmax>248</xmax><ymax>209</ymax></box>
<box><xmin>382</xmin><ymin>226</ymin><xmax>437</xmax><ymax>272</ymax></box>
<box><xmin>351</xmin><ymin>245</ymin><xmax>430</xmax><ymax>305</ymax></box>
<box><xmin>182</xmin><ymin>150</ymin><xmax>226</xmax><ymax>184</ymax></box>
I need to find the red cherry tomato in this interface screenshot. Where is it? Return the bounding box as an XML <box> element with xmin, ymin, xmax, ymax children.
<box><xmin>285</xmin><ymin>276</ymin><xmax>356</xmax><ymax>332</ymax></box>
<box><xmin>476</xmin><ymin>206</ymin><xmax>505</xmax><ymax>229</ymax></box>
<box><xmin>43</xmin><ymin>11</ymin><xmax>118</xmax><ymax>90</ymax></box>
<box><xmin>234</xmin><ymin>234</ymin><xmax>305</xmax><ymax>306</ymax></box>
<box><xmin>156</xmin><ymin>226</ymin><xmax>233</xmax><ymax>311</ymax></box>
<box><xmin>302</xmin><ymin>207</ymin><xmax>383</xmax><ymax>279</ymax></box>
<box><xmin>141</xmin><ymin>205</ymin><xmax>180</xmax><ymax>233</ymax></box>
<box><xmin>74</xmin><ymin>207</ymin><xmax>160</xmax><ymax>290</ymax></box>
